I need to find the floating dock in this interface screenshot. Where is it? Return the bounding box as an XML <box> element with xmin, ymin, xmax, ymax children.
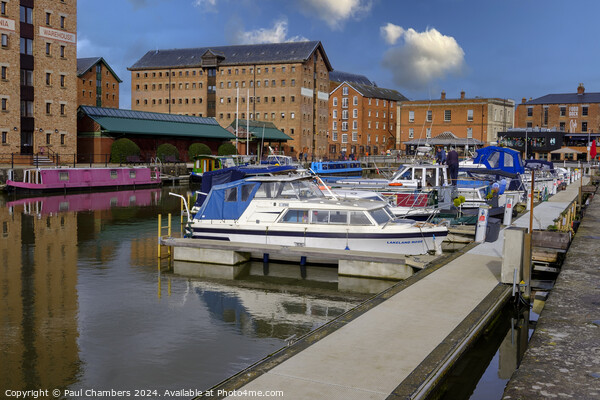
<box><xmin>191</xmin><ymin>174</ymin><xmax>595</xmax><ymax>399</ymax></box>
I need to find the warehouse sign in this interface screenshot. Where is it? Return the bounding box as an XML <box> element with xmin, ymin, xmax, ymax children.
<box><xmin>39</xmin><ymin>26</ymin><xmax>76</xmax><ymax>44</ymax></box>
<box><xmin>569</xmin><ymin>106</ymin><xmax>578</xmax><ymax>117</ymax></box>
<box><xmin>0</xmin><ymin>17</ymin><xmax>15</xmax><ymax>32</ymax></box>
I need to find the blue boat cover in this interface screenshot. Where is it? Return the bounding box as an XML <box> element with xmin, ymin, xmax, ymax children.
<box><xmin>524</xmin><ymin>159</ymin><xmax>556</xmax><ymax>173</ymax></box>
<box><xmin>471</xmin><ymin>146</ymin><xmax>524</xmax><ymax>175</ymax></box>
<box><xmin>195</xmin><ymin>179</ymin><xmax>259</xmax><ymax>220</ymax></box>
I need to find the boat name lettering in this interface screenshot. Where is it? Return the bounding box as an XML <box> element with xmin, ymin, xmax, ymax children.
<box><xmin>387</xmin><ymin>240</ymin><xmax>423</xmax><ymax>244</ymax></box>
<box><xmin>279</xmin><ymin>203</ymin><xmax>289</xmax><ymax>207</ymax></box>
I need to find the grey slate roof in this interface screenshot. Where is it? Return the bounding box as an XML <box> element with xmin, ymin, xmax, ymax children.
<box><xmin>525</xmin><ymin>92</ymin><xmax>600</xmax><ymax>105</ymax></box>
<box><xmin>333</xmin><ymin>81</ymin><xmax>408</xmax><ymax>102</ymax></box>
<box><xmin>77</xmin><ymin>57</ymin><xmax>123</xmax><ymax>82</ymax></box>
<box><xmin>129</xmin><ymin>41</ymin><xmax>332</xmax><ymax>71</ymax></box>
<box><xmin>329</xmin><ymin>70</ymin><xmax>373</xmax><ymax>86</ymax></box>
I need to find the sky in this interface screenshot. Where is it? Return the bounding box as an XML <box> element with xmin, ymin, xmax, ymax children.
<box><xmin>77</xmin><ymin>0</ymin><xmax>600</xmax><ymax>110</ymax></box>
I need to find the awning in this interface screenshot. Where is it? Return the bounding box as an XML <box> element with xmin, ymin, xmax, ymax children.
<box><xmin>550</xmin><ymin>147</ymin><xmax>582</xmax><ymax>154</ymax></box>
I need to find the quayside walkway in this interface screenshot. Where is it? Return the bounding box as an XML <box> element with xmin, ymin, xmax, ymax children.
<box><xmin>503</xmin><ymin>185</ymin><xmax>599</xmax><ymax>399</ymax></box>
<box><xmin>201</xmin><ymin>176</ymin><xmax>591</xmax><ymax>400</ymax></box>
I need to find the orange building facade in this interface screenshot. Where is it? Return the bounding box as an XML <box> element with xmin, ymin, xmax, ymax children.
<box><xmin>398</xmin><ymin>91</ymin><xmax>515</xmax><ymax>151</ymax></box>
<box><xmin>77</xmin><ymin>57</ymin><xmax>121</xmax><ymax>108</ymax></box>
<box><xmin>328</xmin><ymin>82</ymin><xmax>406</xmax><ymax>158</ymax></box>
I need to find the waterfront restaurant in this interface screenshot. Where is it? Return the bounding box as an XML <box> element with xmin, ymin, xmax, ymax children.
<box><xmin>77</xmin><ymin>106</ymin><xmax>235</xmax><ymax>163</ymax></box>
<box><xmin>402</xmin><ymin>131</ymin><xmax>484</xmax><ymax>157</ymax></box>
<box><xmin>498</xmin><ymin>128</ymin><xmax>599</xmax><ymax>161</ymax></box>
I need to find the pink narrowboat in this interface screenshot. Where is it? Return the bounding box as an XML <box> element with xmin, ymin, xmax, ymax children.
<box><xmin>5</xmin><ymin>167</ymin><xmax>161</xmax><ymax>193</ymax></box>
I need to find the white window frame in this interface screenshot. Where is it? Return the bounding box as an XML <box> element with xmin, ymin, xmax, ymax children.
<box><xmin>409</xmin><ymin>111</ymin><xmax>414</xmax><ymax>122</ymax></box>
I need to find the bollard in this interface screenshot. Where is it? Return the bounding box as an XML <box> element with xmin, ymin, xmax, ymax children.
<box><xmin>475</xmin><ymin>205</ymin><xmax>491</xmax><ymax>243</ymax></box>
<box><xmin>503</xmin><ymin>196</ymin><xmax>514</xmax><ymax>226</ymax></box>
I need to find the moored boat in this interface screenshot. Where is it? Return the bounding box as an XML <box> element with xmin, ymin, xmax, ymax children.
<box><xmin>5</xmin><ymin>166</ymin><xmax>161</xmax><ymax>193</ymax></box>
<box><xmin>185</xmin><ymin>175</ymin><xmax>448</xmax><ymax>255</ymax></box>
<box><xmin>310</xmin><ymin>160</ymin><xmax>362</xmax><ymax>182</ymax></box>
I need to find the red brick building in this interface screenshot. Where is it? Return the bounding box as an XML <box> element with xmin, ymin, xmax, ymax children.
<box><xmin>398</xmin><ymin>91</ymin><xmax>515</xmax><ymax>153</ymax></box>
<box><xmin>328</xmin><ymin>82</ymin><xmax>406</xmax><ymax>158</ymax></box>
<box><xmin>128</xmin><ymin>41</ymin><xmax>332</xmax><ymax>159</ymax></box>
<box><xmin>77</xmin><ymin>57</ymin><xmax>121</xmax><ymax>108</ymax></box>
<box><xmin>515</xmin><ymin>83</ymin><xmax>600</xmax><ymax>134</ymax></box>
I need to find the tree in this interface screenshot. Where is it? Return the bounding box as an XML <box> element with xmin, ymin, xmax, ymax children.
<box><xmin>188</xmin><ymin>143</ymin><xmax>212</xmax><ymax>160</ymax></box>
<box><xmin>110</xmin><ymin>138</ymin><xmax>140</xmax><ymax>163</ymax></box>
<box><xmin>218</xmin><ymin>142</ymin><xmax>237</xmax><ymax>156</ymax></box>
<box><xmin>157</xmin><ymin>143</ymin><xmax>179</xmax><ymax>161</ymax></box>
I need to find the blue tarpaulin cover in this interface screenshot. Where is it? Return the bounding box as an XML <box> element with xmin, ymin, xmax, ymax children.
<box><xmin>196</xmin><ymin>179</ymin><xmax>259</xmax><ymax>220</ymax></box>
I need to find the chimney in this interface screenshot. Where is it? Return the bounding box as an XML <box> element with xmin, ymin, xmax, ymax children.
<box><xmin>577</xmin><ymin>83</ymin><xmax>585</xmax><ymax>95</ymax></box>
<box><xmin>441</xmin><ymin>91</ymin><xmax>446</xmax><ymax>100</ymax></box>
<box><xmin>460</xmin><ymin>91</ymin><xmax>465</xmax><ymax>100</ymax></box>
<box><xmin>522</xmin><ymin>97</ymin><xmax>527</xmax><ymax>104</ymax></box>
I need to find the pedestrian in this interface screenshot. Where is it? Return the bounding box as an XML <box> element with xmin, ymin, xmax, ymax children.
<box><xmin>446</xmin><ymin>147</ymin><xmax>459</xmax><ymax>185</ymax></box>
<box><xmin>435</xmin><ymin>147</ymin><xmax>446</xmax><ymax>164</ymax></box>
<box><xmin>298</xmin><ymin>151</ymin><xmax>303</xmax><ymax>162</ymax></box>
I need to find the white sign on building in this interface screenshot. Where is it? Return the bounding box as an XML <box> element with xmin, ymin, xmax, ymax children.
<box><xmin>569</xmin><ymin>106</ymin><xmax>578</xmax><ymax>117</ymax></box>
<box><xmin>0</xmin><ymin>17</ymin><xmax>15</xmax><ymax>32</ymax></box>
<box><xmin>39</xmin><ymin>26</ymin><xmax>76</xmax><ymax>44</ymax></box>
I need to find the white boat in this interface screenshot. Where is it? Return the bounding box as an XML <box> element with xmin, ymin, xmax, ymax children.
<box><xmin>186</xmin><ymin>175</ymin><xmax>448</xmax><ymax>255</ymax></box>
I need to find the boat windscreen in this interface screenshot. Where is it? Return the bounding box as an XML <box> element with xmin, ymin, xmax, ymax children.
<box><xmin>255</xmin><ymin>180</ymin><xmax>324</xmax><ymax>200</ymax></box>
<box><xmin>370</xmin><ymin>208</ymin><xmax>392</xmax><ymax>225</ymax></box>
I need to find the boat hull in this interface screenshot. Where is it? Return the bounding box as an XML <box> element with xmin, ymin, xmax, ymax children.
<box><xmin>188</xmin><ymin>224</ymin><xmax>447</xmax><ymax>255</ymax></box>
<box><xmin>5</xmin><ymin>167</ymin><xmax>161</xmax><ymax>193</ymax></box>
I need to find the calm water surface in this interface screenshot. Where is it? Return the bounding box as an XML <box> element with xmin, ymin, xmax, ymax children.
<box><xmin>0</xmin><ymin>186</ymin><xmax>368</xmax><ymax>398</ymax></box>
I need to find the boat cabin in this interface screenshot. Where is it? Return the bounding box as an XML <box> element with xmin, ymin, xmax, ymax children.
<box><xmin>390</xmin><ymin>164</ymin><xmax>449</xmax><ymax>188</ymax></box>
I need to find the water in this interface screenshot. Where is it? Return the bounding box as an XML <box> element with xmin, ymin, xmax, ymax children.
<box><xmin>0</xmin><ymin>187</ymin><xmax>368</xmax><ymax>398</ymax></box>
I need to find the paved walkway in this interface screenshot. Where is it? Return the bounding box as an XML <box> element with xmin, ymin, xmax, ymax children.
<box><xmin>210</xmin><ymin>176</ymin><xmax>588</xmax><ymax>400</ymax></box>
<box><xmin>503</xmin><ymin>183</ymin><xmax>599</xmax><ymax>399</ymax></box>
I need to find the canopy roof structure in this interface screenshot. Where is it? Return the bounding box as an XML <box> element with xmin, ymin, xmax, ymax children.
<box><xmin>230</xmin><ymin>119</ymin><xmax>292</xmax><ymax>141</ymax></box>
<box><xmin>404</xmin><ymin>131</ymin><xmax>485</xmax><ymax>146</ymax></box>
<box><xmin>79</xmin><ymin>106</ymin><xmax>235</xmax><ymax>139</ymax></box>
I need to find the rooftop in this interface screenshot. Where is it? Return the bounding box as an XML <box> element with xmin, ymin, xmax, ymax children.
<box><xmin>129</xmin><ymin>41</ymin><xmax>332</xmax><ymax>71</ymax></box>
<box><xmin>77</xmin><ymin>57</ymin><xmax>123</xmax><ymax>83</ymax></box>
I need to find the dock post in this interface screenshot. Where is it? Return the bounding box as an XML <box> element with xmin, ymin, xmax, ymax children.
<box><xmin>158</xmin><ymin>214</ymin><xmax>162</xmax><ymax>259</ymax></box>
<box><xmin>263</xmin><ymin>253</ymin><xmax>269</xmax><ymax>264</ymax></box>
<box><xmin>300</xmin><ymin>256</ymin><xmax>307</xmax><ymax>266</ymax></box>
<box><xmin>474</xmin><ymin>205</ymin><xmax>490</xmax><ymax>243</ymax></box>
<box><xmin>522</xmin><ymin>232</ymin><xmax>532</xmax><ymax>300</ymax></box>
<box><xmin>501</xmin><ymin>227</ymin><xmax>526</xmax><ymax>284</ymax></box>
<box><xmin>503</xmin><ymin>196</ymin><xmax>514</xmax><ymax>226</ymax></box>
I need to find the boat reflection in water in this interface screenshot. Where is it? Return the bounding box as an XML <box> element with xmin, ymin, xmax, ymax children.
<box><xmin>6</xmin><ymin>187</ymin><xmax>163</xmax><ymax>216</ymax></box>
<box><xmin>0</xmin><ymin>186</ymin><xmax>369</xmax><ymax>394</ymax></box>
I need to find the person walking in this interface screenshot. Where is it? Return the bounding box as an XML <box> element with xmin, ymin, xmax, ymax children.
<box><xmin>446</xmin><ymin>147</ymin><xmax>459</xmax><ymax>185</ymax></box>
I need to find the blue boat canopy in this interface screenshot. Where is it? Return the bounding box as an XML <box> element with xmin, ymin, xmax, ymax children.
<box><xmin>195</xmin><ymin>179</ymin><xmax>259</xmax><ymax>220</ymax></box>
<box><xmin>471</xmin><ymin>146</ymin><xmax>524</xmax><ymax>175</ymax></box>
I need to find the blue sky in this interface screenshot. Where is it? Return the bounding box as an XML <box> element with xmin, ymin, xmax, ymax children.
<box><xmin>77</xmin><ymin>0</ymin><xmax>600</xmax><ymax>110</ymax></box>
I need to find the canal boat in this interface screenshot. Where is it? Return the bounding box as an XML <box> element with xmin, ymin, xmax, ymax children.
<box><xmin>186</xmin><ymin>175</ymin><xmax>448</xmax><ymax>255</ymax></box>
<box><xmin>5</xmin><ymin>166</ymin><xmax>161</xmax><ymax>193</ymax></box>
<box><xmin>309</xmin><ymin>160</ymin><xmax>362</xmax><ymax>182</ymax></box>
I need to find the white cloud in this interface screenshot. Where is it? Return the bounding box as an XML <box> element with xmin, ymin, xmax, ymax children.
<box><xmin>234</xmin><ymin>18</ymin><xmax>308</xmax><ymax>44</ymax></box>
<box><xmin>380</xmin><ymin>23</ymin><xmax>404</xmax><ymax>45</ymax></box>
<box><xmin>193</xmin><ymin>0</ymin><xmax>217</xmax><ymax>11</ymax></box>
<box><xmin>298</xmin><ymin>0</ymin><xmax>372</xmax><ymax>30</ymax></box>
<box><xmin>381</xmin><ymin>26</ymin><xmax>466</xmax><ymax>90</ymax></box>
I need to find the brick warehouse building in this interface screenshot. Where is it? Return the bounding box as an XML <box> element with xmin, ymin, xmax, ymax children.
<box><xmin>328</xmin><ymin>81</ymin><xmax>407</xmax><ymax>158</ymax></box>
<box><xmin>398</xmin><ymin>91</ymin><xmax>515</xmax><ymax>153</ymax></box>
<box><xmin>128</xmin><ymin>41</ymin><xmax>332</xmax><ymax>159</ymax></box>
<box><xmin>77</xmin><ymin>57</ymin><xmax>121</xmax><ymax>109</ymax></box>
<box><xmin>0</xmin><ymin>0</ymin><xmax>77</xmax><ymax>162</ymax></box>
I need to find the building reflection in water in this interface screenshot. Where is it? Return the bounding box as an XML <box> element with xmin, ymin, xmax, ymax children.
<box><xmin>0</xmin><ymin>202</ymin><xmax>80</xmax><ymax>391</ymax></box>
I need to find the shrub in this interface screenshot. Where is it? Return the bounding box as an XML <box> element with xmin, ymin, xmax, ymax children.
<box><xmin>188</xmin><ymin>143</ymin><xmax>212</xmax><ymax>160</ymax></box>
<box><xmin>157</xmin><ymin>143</ymin><xmax>179</xmax><ymax>161</ymax></box>
<box><xmin>110</xmin><ymin>138</ymin><xmax>140</xmax><ymax>164</ymax></box>
<box><xmin>218</xmin><ymin>142</ymin><xmax>237</xmax><ymax>156</ymax></box>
